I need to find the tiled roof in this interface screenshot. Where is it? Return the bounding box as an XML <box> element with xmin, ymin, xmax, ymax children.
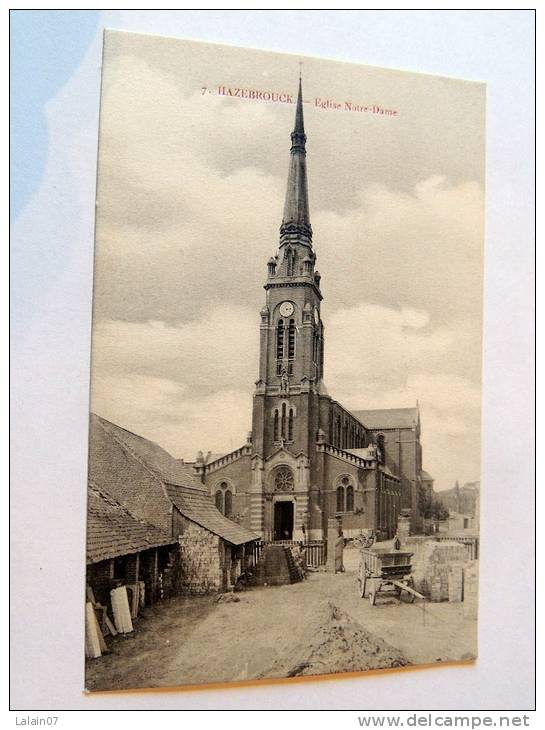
<box><xmin>88</xmin><ymin>414</ymin><xmax>174</xmax><ymax>534</ymax></box>
<box><xmin>93</xmin><ymin>415</ymin><xmax>206</xmax><ymax>491</ymax></box>
<box><xmin>351</xmin><ymin>407</ymin><xmax>419</xmax><ymax>430</ymax></box>
<box><xmin>166</xmin><ymin>485</ymin><xmax>259</xmax><ymax>546</ymax></box>
<box><xmin>87</xmin><ymin>483</ymin><xmax>175</xmax><ymax>564</ymax></box>
<box><xmin>380</xmin><ymin>465</ymin><xmax>397</xmax><ymax>478</ymax></box>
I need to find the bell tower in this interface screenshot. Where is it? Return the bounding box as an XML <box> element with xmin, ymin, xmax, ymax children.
<box><xmin>252</xmin><ymin>78</ymin><xmax>325</xmax><ymax>461</ymax></box>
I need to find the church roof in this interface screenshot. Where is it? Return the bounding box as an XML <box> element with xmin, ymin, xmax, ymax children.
<box><xmin>87</xmin><ymin>482</ymin><xmax>174</xmax><ymax>564</ymax></box>
<box><xmin>420</xmin><ymin>470</ymin><xmax>434</xmax><ymax>481</ymax></box>
<box><xmin>317</xmin><ymin>380</ymin><xmax>330</xmax><ymax>396</ymax></box>
<box><xmin>351</xmin><ymin>407</ymin><xmax>419</xmax><ymax>430</ymax></box>
<box><xmin>165</xmin><ymin>485</ymin><xmax>259</xmax><ymax>546</ymax></box>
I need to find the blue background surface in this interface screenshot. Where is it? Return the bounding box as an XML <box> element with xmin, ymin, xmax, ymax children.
<box><xmin>10</xmin><ymin>10</ymin><xmax>99</xmax><ymax>217</ymax></box>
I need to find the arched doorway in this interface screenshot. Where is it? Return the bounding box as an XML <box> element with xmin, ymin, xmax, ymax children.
<box><xmin>274</xmin><ymin>500</ymin><xmax>294</xmax><ymax>541</ymax></box>
<box><xmin>271</xmin><ymin>465</ymin><xmax>295</xmax><ymax>541</ymax></box>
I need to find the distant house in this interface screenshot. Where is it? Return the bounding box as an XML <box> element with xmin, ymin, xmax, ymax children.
<box><xmin>446</xmin><ymin>510</ymin><xmax>476</xmax><ymax>533</ymax></box>
<box><xmin>88</xmin><ymin>414</ymin><xmax>259</xmax><ymax>595</ymax></box>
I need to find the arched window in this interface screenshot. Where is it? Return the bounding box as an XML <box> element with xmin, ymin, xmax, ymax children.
<box><xmin>336</xmin><ymin>477</ymin><xmax>354</xmax><ymax>513</ymax></box>
<box><xmin>273</xmin><ymin>409</ymin><xmax>280</xmax><ymax>442</ymax></box>
<box><xmin>346</xmin><ymin>485</ymin><xmax>354</xmax><ymax>512</ymax></box>
<box><xmin>343</xmin><ymin>421</ymin><xmax>348</xmax><ymax>449</ymax></box>
<box><xmin>336</xmin><ymin>486</ymin><xmax>345</xmax><ymax>513</ymax></box>
<box><xmin>335</xmin><ymin>415</ymin><xmax>341</xmax><ymax>446</ymax></box>
<box><xmin>276</xmin><ymin>319</ymin><xmax>285</xmax><ymax>360</ymax></box>
<box><xmin>224</xmin><ymin>490</ymin><xmax>232</xmax><ymax>517</ymax></box>
<box><xmin>288</xmin><ymin>319</ymin><xmax>296</xmax><ymax>360</ymax></box>
<box><xmin>288</xmin><ymin>407</ymin><xmax>294</xmax><ymax>441</ymax></box>
<box><xmin>281</xmin><ymin>402</ymin><xmax>287</xmax><ymax>440</ymax></box>
<box><xmin>215</xmin><ymin>482</ymin><xmax>234</xmax><ymax>517</ymax></box>
<box><xmin>286</xmin><ymin>247</ymin><xmax>295</xmax><ymax>276</ymax></box>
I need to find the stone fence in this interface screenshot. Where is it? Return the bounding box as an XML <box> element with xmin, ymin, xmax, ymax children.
<box><xmin>402</xmin><ymin>535</ymin><xmax>478</xmax><ymax>606</ymax></box>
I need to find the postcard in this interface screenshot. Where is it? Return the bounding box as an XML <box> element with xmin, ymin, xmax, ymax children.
<box><xmin>85</xmin><ymin>30</ymin><xmax>484</xmax><ymax>691</ymax></box>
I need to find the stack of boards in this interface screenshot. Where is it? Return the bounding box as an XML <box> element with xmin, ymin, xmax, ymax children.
<box><xmin>85</xmin><ymin>583</ymin><xmax>144</xmax><ymax>659</ymax></box>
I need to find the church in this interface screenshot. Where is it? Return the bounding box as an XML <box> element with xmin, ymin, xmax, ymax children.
<box><xmin>192</xmin><ymin>80</ymin><xmax>433</xmax><ymax>542</ymax></box>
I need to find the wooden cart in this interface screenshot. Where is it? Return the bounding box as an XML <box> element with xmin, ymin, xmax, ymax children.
<box><xmin>358</xmin><ymin>547</ymin><xmax>425</xmax><ymax>605</ymax></box>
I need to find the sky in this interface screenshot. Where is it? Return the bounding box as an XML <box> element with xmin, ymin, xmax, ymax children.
<box><xmin>90</xmin><ymin>30</ymin><xmax>485</xmax><ymax>491</ymax></box>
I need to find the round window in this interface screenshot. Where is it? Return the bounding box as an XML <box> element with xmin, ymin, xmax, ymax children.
<box><xmin>274</xmin><ymin>467</ymin><xmax>294</xmax><ymax>492</ymax></box>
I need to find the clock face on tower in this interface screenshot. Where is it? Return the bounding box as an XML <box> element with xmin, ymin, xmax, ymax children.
<box><xmin>279</xmin><ymin>301</ymin><xmax>294</xmax><ymax>318</ymax></box>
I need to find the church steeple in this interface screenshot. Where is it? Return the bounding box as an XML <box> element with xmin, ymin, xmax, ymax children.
<box><xmin>280</xmin><ymin>78</ymin><xmax>312</xmax><ymax>247</ymax></box>
<box><xmin>253</xmin><ymin>75</ymin><xmax>325</xmax><ymax>463</ymax></box>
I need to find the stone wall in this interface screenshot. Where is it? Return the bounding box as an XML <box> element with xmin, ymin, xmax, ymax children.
<box><xmin>402</xmin><ymin>536</ymin><xmax>471</xmax><ymax>602</ymax></box>
<box><xmin>177</xmin><ymin>519</ymin><xmax>224</xmax><ymax>594</ymax></box>
<box><xmin>463</xmin><ymin>560</ymin><xmax>479</xmax><ymax>619</ymax></box>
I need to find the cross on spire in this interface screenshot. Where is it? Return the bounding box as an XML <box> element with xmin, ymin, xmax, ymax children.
<box><xmin>291</xmin><ymin>75</ymin><xmax>306</xmax><ymax>152</ymax></box>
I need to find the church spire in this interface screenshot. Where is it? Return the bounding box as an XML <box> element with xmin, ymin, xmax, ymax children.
<box><xmin>280</xmin><ymin>78</ymin><xmax>312</xmax><ymax>247</ymax></box>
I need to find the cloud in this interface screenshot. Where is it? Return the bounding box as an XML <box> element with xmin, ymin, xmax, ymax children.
<box><xmin>315</xmin><ymin>176</ymin><xmax>484</xmax><ymax>323</ymax></box>
<box><xmin>91</xmin><ymin>373</ymin><xmax>252</xmax><ymax>460</ymax></box>
<box><xmin>89</xmin><ymin>38</ymin><xmax>485</xmax><ymax>489</ymax></box>
<box><xmin>324</xmin><ymin>301</ymin><xmax>479</xmax><ymax>393</ymax></box>
<box><xmin>94</xmin><ymin>49</ymin><xmax>485</xmax><ymax>333</ymax></box>
<box><xmin>90</xmin><ymin>299</ymin><xmax>482</xmax><ymax>486</ymax></box>
<box><xmin>321</xmin><ymin>302</ymin><xmax>481</xmax><ymax>489</ymax></box>
<box><xmin>91</xmin><ymin>304</ymin><xmax>259</xmax><ymax>397</ymax></box>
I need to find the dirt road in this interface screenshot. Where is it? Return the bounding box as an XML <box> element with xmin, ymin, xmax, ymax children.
<box><xmin>86</xmin><ymin>547</ymin><xmax>477</xmax><ymax>691</ymax></box>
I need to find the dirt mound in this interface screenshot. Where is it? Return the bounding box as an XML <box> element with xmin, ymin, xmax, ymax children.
<box><xmin>261</xmin><ymin>602</ymin><xmax>408</xmax><ymax>679</ymax></box>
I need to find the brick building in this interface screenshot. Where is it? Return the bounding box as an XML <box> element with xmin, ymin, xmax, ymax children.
<box><xmin>190</xmin><ymin>81</ymin><xmax>433</xmax><ymax>540</ymax></box>
<box><xmin>350</xmin><ymin>407</ymin><xmax>431</xmax><ymax>534</ymax></box>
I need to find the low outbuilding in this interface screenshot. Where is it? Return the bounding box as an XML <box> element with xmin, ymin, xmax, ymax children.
<box><xmin>86</xmin><ymin>482</ymin><xmax>178</xmax><ymax>608</ymax></box>
<box><xmin>88</xmin><ymin>414</ymin><xmax>260</xmax><ymax>595</ymax></box>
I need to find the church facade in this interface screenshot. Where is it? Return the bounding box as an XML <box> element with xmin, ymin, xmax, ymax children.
<box><xmin>194</xmin><ymin>80</ymin><xmax>430</xmax><ymax>542</ymax></box>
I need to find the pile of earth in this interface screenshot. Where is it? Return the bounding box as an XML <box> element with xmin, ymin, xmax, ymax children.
<box><xmin>260</xmin><ymin>602</ymin><xmax>408</xmax><ymax>679</ymax></box>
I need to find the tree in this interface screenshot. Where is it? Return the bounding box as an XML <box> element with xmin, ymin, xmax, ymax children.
<box><xmin>418</xmin><ymin>484</ymin><xmax>449</xmax><ymax>520</ymax></box>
